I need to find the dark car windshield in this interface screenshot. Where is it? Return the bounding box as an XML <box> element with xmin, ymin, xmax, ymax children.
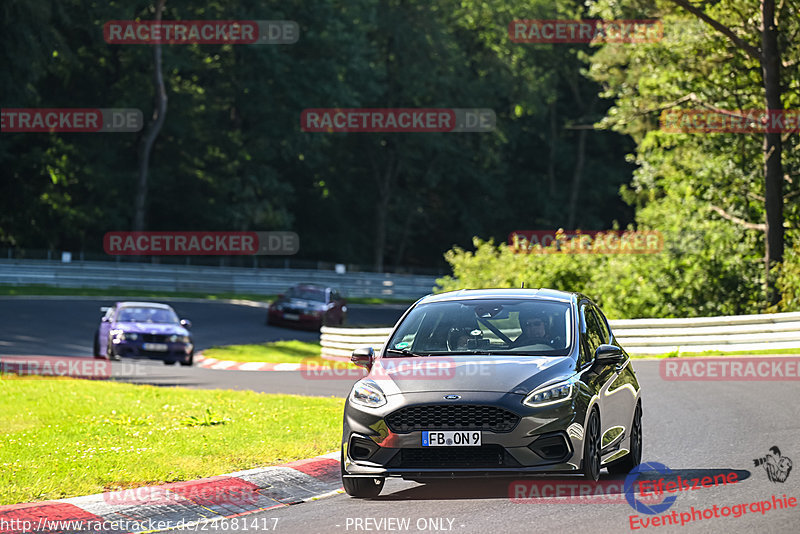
<box><xmin>116</xmin><ymin>306</ymin><xmax>179</xmax><ymax>324</ymax></box>
<box><xmin>386</xmin><ymin>299</ymin><xmax>572</xmax><ymax>356</ymax></box>
<box><xmin>286</xmin><ymin>288</ymin><xmax>326</xmax><ymax>302</ymax></box>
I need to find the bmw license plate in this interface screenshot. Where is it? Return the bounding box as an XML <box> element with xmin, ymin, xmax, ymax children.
<box><xmin>422</xmin><ymin>431</ymin><xmax>481</xmax><ymax>447</ymax></box>
<box><xmin>143</xmin><ymin>343</ymin><xmax>168</xmax><ymax>352</ymax></box>
<box><xmin>283</xmin><ymin>313</ymin><xmax>300</xmax><ymax>321</ymax></box>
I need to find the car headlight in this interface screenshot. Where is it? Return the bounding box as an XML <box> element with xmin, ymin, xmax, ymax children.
<box><xmin>523</xmin><ymin>378</ymin><xmax>575</xmax><ymax>407</ymax></box>
<box><xmin>112</xmin><ymin>330</ymin><xmax>137</xmax><ymax>341</ymax></box>
<box><xmin>350</xmin><ymin>380</ymin><xmax>387</xmax><ymax>408</ymax></box>
<box><xmin>169</xmin><ymin>335</ymin><xmax>191</xmax><ymax>343</ymax></box>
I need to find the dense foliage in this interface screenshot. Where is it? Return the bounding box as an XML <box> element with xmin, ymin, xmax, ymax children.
<box><xmin>437</xmin><ymin>0</ymin><xmax>800</xmax><ymax>316</ymax></box>
<box><xmin>0</xmin><ymin>0</ymin><xmax>635</xmax><ymax>271</ymax></box>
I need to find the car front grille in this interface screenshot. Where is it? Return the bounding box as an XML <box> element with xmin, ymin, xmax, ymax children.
<box><xmin>140</xmin><ymin>333</ymin><xmax>170</xmax><ymax>343</ymax></box>
<box><xmin>385</xmin><ymin>405</ymin><xmax>520</xmax><ymax>433</ymax></box>
<box><xmin>393</xmin><ymin>445</ymin><xmax>516</xmax><ymax>468</ymax></box>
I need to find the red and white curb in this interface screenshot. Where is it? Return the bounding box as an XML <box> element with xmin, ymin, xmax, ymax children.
<box><xmin>0</xmin><ymin>452</ymin><xmax>343</xmax><ymax>534</ymax></box>
<box><xmin>195</xmin><ymin>354</ymin><xmax>351</xmax><ymax>372</ymax></box>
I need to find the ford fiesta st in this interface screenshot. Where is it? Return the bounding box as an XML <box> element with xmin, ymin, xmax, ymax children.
<box><xmin>341</xmin><ymin>288</ymin><xmax>642</xmax><ymax>497</ymax></box>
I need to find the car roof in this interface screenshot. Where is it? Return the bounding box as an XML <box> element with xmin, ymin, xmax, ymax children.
<box><xmin>115</xmin><ymin>301</ymin><xmax>175</xmax><ymax>309</ymax></box>
<box><xmin>417</xmin><ymin>288</ymin><xmax>579</xmax><ymax>305</ymax></box>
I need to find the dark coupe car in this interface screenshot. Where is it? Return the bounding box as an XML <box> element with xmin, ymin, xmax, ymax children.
<box><xmin>341</xmin><ymin>288</ymin><xmax>642</xmax><ymax>497</ymax></box>
<box><xmin>93</xmin><ymin>301</ymin><xmax>194</xmax><ymax>366</ymax></box>
<box><xmin>267</xmin><ymin>284</ymin><xmax>347</xmax><ymax>329</ymax></box>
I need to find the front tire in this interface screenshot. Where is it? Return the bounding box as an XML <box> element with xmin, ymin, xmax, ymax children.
<box><xmin>180</xmin><ymin>351</ymin><xmax>194</xmax><ymax>367</ymax></box>
<box><xmin>607</xmin><ymin>403</ymin><xmax>642</xmax><ymax>475</ymax></box>
<box><xmin>341</xmin><ymin>450</ymin><xmax>384</xmax><ymax>498</ymax></box>
<box><xmin>582</xmin><ymin>408</ymin><xmax>601</xmax><ymax>481</ymax></box>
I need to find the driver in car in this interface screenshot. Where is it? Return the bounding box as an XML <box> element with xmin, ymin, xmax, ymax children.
<box><xmin>512</xmin><ymin>311</ymin><xmax>552</xmax><ymax>348</ymax></box>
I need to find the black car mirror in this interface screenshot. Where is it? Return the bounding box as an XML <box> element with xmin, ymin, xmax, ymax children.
<box><xmin>351</xmin><ymin>347</ymin><xmax>374</xmax><ymax>369</ymax></box>
<box><xmin>180</xmin><ymin>319</ymin><xmax>192</xmax><ymax>330</ymax></box>
<box><xmin>595</xmin><ymin>344</ymin><xmax>624</xmax><ymax>363</ymax></box>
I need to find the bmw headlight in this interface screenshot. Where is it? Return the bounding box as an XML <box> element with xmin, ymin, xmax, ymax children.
<box><xmin>350</xmin><ymin>380</ymin><xmax>387</xmax><ymax>408</ymax></box>
<box><xmin>170</xmin><ymin>334</ymin><xmax>191</xmax><ymax>343</ymax></box>
<box><xmin>523</xmin><ymin>378</ymin><xmax>575</xmax><ymax>407</ymax></box>
<box><xmin>112</xmin><ymin>330</ymin><xmax>137</xmax><ymax>341</ymax></box>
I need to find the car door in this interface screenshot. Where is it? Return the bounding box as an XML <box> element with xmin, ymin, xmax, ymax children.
<box><xmin>98</xmin><ymin>306</ymin><xmax>115</xmax><ymax>355</ymax></box>
<box><xmin>578</xmin><ymin>302</ymin><xmax>622</xmax><ymax>455</ymax></box>
<box><xmin>589</xmin><ymin>304</ymin><xmax>634</xmax><ymax>456</ymax></box>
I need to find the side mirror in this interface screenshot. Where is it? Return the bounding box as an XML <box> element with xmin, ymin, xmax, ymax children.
<box><xmin>351</xmin><ymin>347</ymin><xmax>374</xmax><ymax>369</ymax></box>
<box><xmin>180</xmin><ymin>319</ymin><xmax>192</xmax><ymax>330</ymax></box>
<box><xmin>595</xmin><ymin>344</ymin><xmax>624</xmax><ymax>363</ymax></box>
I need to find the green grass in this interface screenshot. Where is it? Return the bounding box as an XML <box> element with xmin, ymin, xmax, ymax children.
<box><xmin>0</xmin><ymin>376</ymin><xmax>344</xmax><ymax>505</ymax></box>
<box><xmin>630</xmin><ymin>347</ymin><xmax>800</xmax><ymax>359</ymax></box>
<box><xmin>0</xmin><ymin>284</ymin><xmax>414</xmax><ymax>305</ymax></box>
<box><xmin>202</xmin><ymin>340</ymin><xmax>326</xmax><ymax>364</ymax></box>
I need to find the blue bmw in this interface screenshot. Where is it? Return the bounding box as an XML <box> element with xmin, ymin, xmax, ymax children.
<box><xmin>93</xmin><ymin>301</ymin><xmax>194</xmax><ymax>366</ymax></box>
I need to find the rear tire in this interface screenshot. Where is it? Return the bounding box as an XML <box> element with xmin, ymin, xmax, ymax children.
<box><xmin>93</xmin><ymin>334</ymin><xmax>101</xmax><ymax>358</ymax></box>
<box><xmin>341</xmin><ymin>449</ymin><xmax>384</xmax><ymax>498</ymax></box>
<box><xmin>581</xmin><ymin>408</ymin><xmax>601</xmax><ymax>481</ymax></box>
<box><xmin>607</xmin><ymin>403</ymin><xmax>642</xmax><ymax>475</ymax></box>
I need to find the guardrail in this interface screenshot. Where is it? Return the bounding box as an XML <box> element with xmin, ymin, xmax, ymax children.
<box><xmin>321</xmin><ymin>311</ymin><xmax>800</xmax><ymax>357</ymax></box>
<box><xmin>0</xmin><ymin>259</ymin><xmax>437</xmax><ymax>300</ymax></box>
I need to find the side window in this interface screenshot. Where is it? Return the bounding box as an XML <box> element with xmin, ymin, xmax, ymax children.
<box><xmin>580</xmin><ymin>304</ymin><xmax>604</xmax><ymax>366</ymax></box>
<box><xmin>578</xmin><ymin>304</ymin><xmax>592</xmax><ymax>367</ymax></box>
<box><xmin>592</xmin><ymin>305</ymin><xmax>611</xmax><ymax>344</ymax></box>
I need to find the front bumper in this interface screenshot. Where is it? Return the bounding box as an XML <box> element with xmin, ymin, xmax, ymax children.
<box><xmin>268</xmin><ymin>309</ymin><xmax>323</xmax><ymax>329</ymax></box>
<box><xmin>342</xmin><ymin>391</ymin><xmax>586</xmax><ymax>479</ymax></box>
<box><xmin>111</xmin><ymin>340</ymin><xmax>193</xmax><ymax>361</ymax></box>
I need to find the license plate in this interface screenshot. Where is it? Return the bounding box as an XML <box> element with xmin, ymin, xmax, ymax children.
<box><xmin>283</xmin><ymin>313</ymin><xmax>300</xmax><ymax>321</ymax></box>
<box><xmin>143</xmin><ymin>343</ymin><xmax>168</xmax><ymax>352</ymax></box>
<box><xmin>422</xmin><ymin>431</ymin><xmax>481</xmax><ymax>447</ymax></box>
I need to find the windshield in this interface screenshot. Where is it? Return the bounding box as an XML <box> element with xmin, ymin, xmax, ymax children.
<box><xmin>286</xmin><ymin>288</ymin><xmax>326</xmax><ymax>302</ymax></box>
<box><xmin>116</xmin><ymin>306</ymin><xmax>179</xmax><ymax>324</ymax></box>
<box><xmin>386</xmin><ymin>299</ymin><xmax>572</xmax><ymax>356</ymax></box>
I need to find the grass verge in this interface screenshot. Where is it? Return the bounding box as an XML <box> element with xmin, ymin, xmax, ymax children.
<box><xmin>0</xmin><ymin>284</ymin><xmax>414</xmax><ymax>305</ymax></box>
<box><xmin>0</xmin><ymin>376</ymin><xmax>344</xmax><ymax>505</ymax></box>
<box><xmin>202</xmin><ymin>340</ymin><xmax>327</xmax><ymax>364</ymax></box>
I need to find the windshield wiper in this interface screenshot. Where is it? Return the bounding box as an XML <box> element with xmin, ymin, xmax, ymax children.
<box><xmin>384</xmin><ymin>348</ymin><xmax>430</xmax><ymax>357</ymax></box>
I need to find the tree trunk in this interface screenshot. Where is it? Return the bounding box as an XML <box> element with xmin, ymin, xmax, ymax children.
<box><xmin>133</xmin><ymin>0</ymin><xmax>168</xmax><ymax>233</ymax></box>
<box><xmin>760</xmin><ymin>0</ymin><xmax>784</xmax><ymax>304</ymax></box>
<box><xmin>567</xmin><ymin>129</ymin><xmax>587</xmax><ymax>229</ymax></box>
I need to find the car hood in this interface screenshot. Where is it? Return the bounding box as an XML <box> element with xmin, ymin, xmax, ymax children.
<box><xmin>112</xmin><ymin>322</ymin><xmax>189</xmax><ymax>336</ymax></box>
<box><xmin>367</xmin><ymin>355</ymin><xmax>576</xmax><ymax>396</ymax></box>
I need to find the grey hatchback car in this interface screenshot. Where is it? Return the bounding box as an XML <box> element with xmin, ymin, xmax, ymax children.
<box><xmin>341</xmin><ymin>288</ymin><xmax>642</xmax><ymax>497</ymax></box>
